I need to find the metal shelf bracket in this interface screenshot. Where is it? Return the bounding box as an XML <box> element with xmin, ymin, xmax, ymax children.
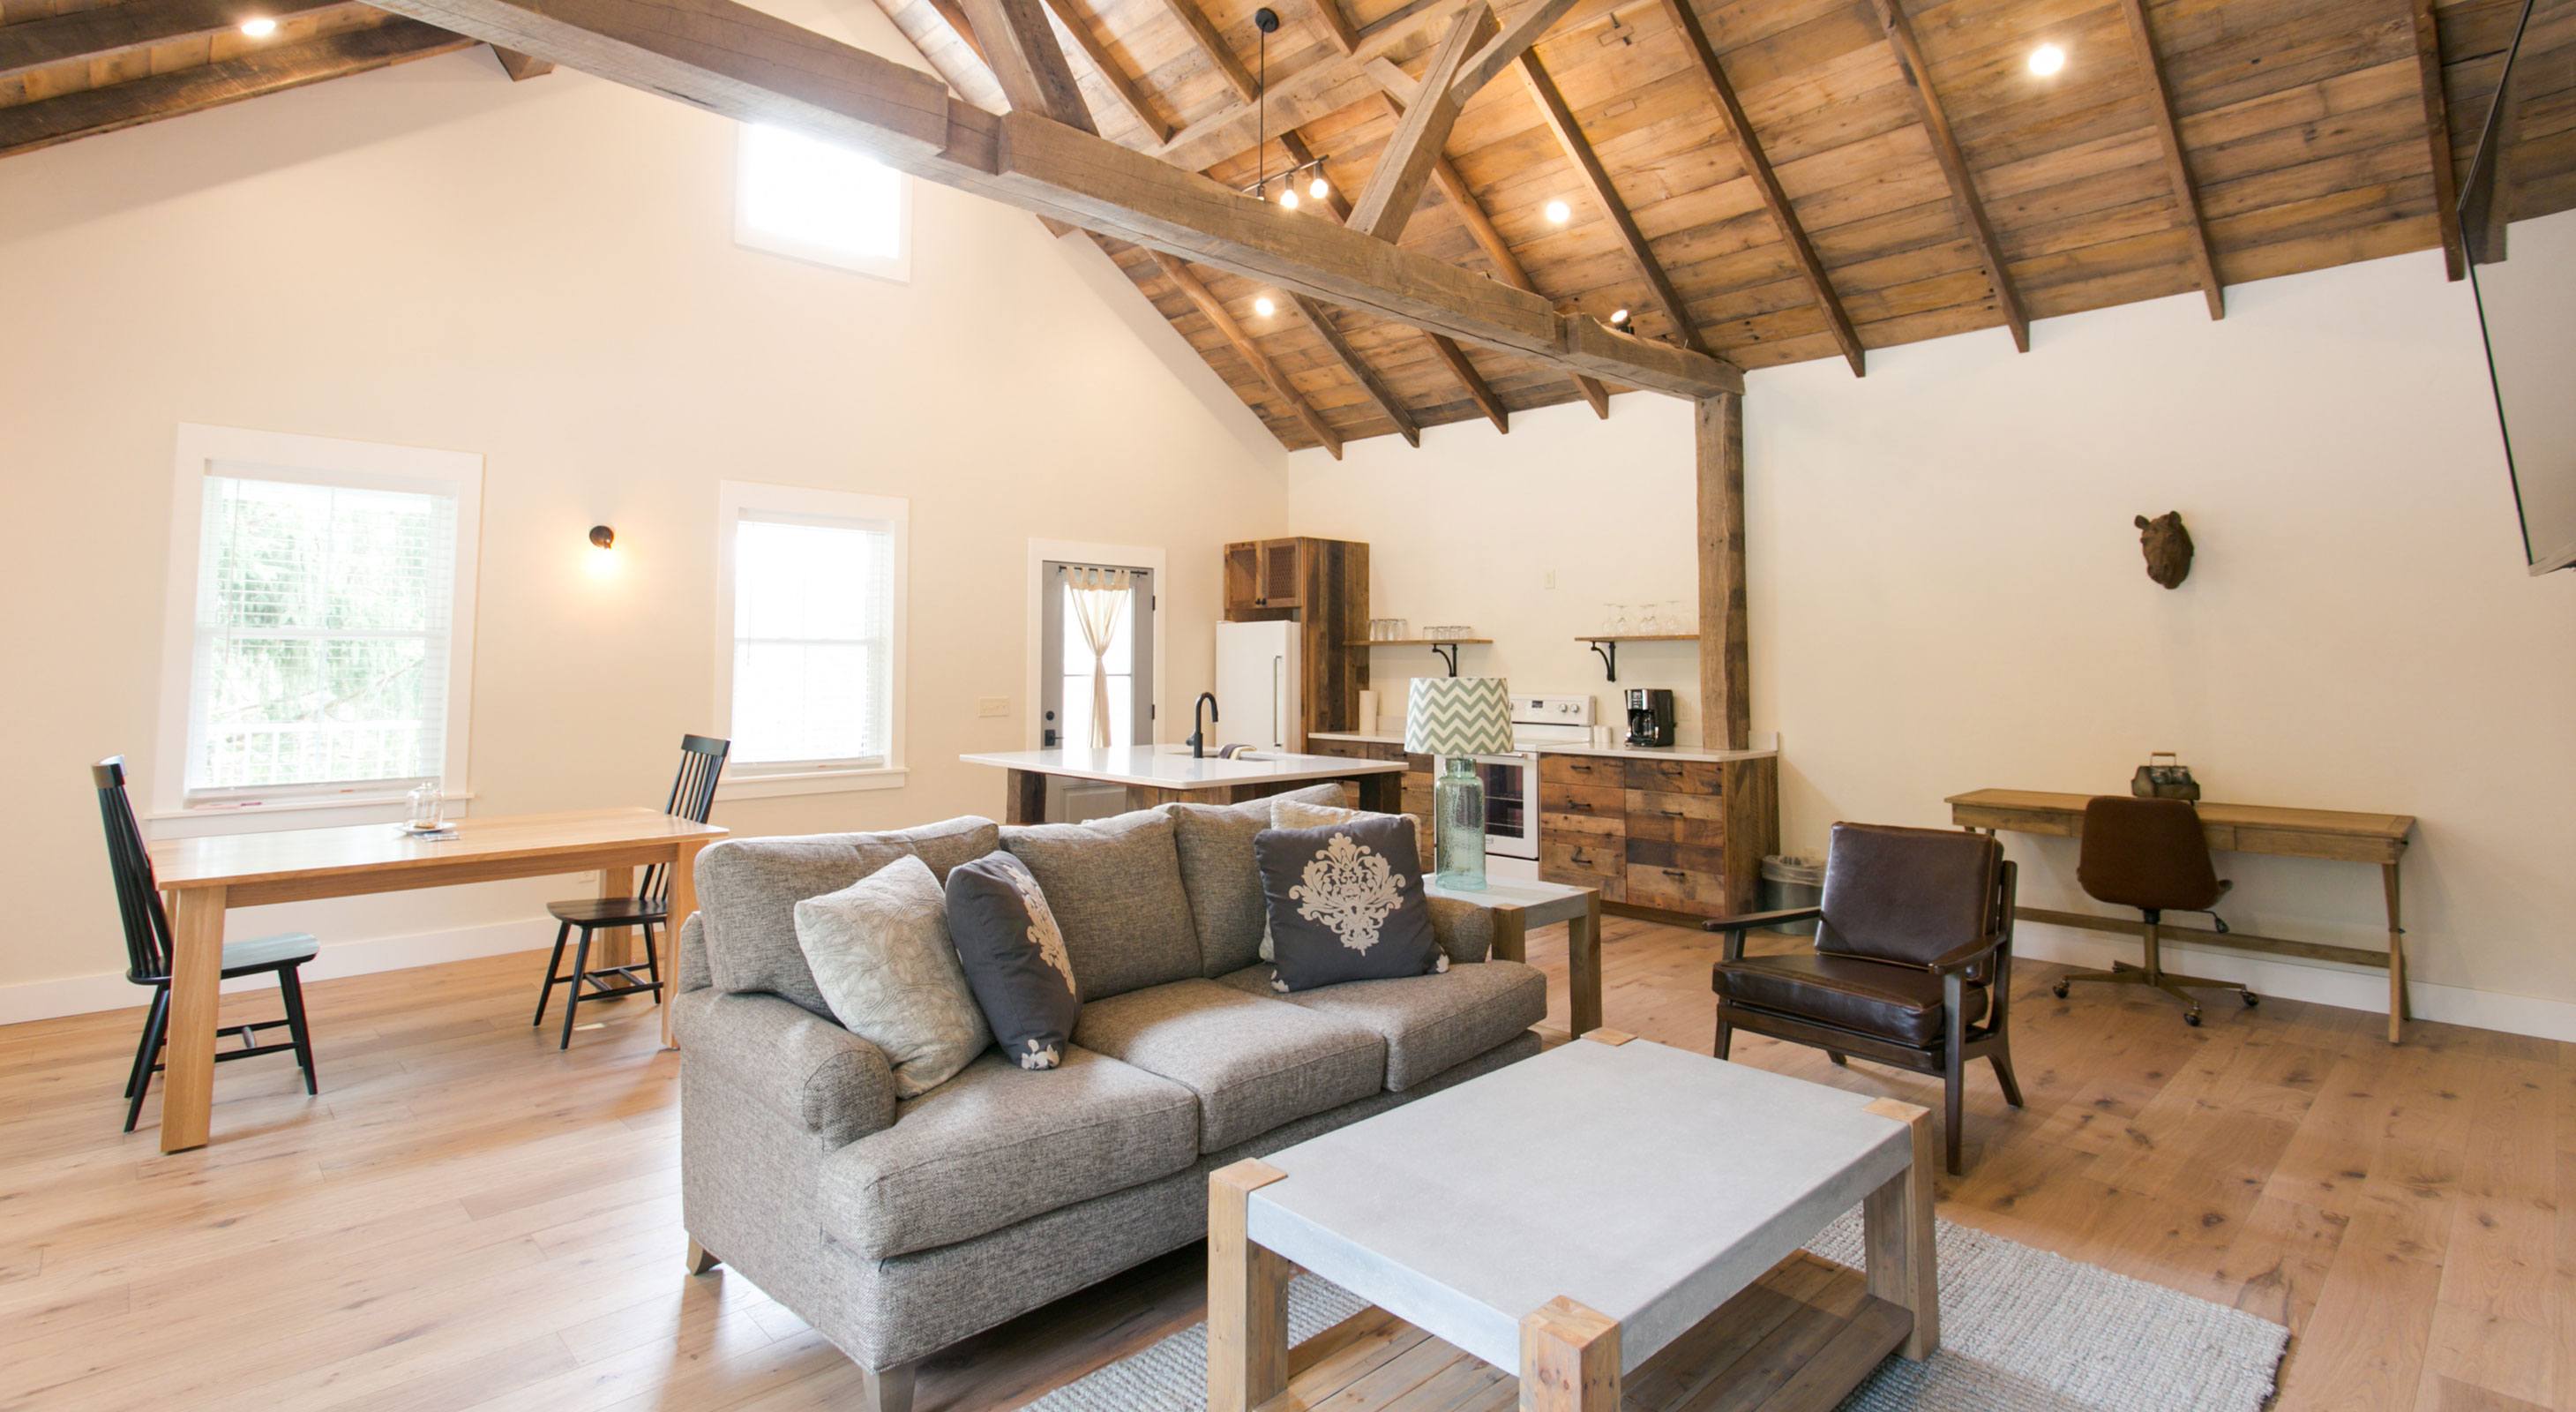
<box><xmin>1588</xmin><ymin>640</ymin><xmax>1618</xmax><ymax>681</ymax></box>
<box><xmin>1429</xmin><ymin>642</ymin><xmax>1462</xmax><ymax>677</ymax></box>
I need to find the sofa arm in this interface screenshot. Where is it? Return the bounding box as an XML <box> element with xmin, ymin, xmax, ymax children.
<box><xmin>673</xmin><ymin>988</ymin><xmax>897</xmax><ymax>1148</ymax></box>
<box><xmin>1427</xmin><ymin>895</ymin><xmax>1501</xmax><ymax>965</ymax></box>
<box><xmin>678</xmin><ymin>913</ymin><xmax>715</xmax><ymax>994</ymax></box>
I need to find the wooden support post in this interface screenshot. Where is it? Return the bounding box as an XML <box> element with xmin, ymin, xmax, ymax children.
<box><xmin>1208</xmin><ymin>1160</ymin><xmax>1292</xmax><ymax>1412</ymax></box>
<box><xmin>1003</xmin><ymin>767</ymin><xmax>1048</xmax><ymax>825</ymax></box>
<box><xmin>1695</xmin><ymin>394</ymin><xmax>1749</xmax><ymax>751</ymax></box>
<box><xmin>1521</xmin><ymin>1296</ymin><xmax>1621</xmax><ymax>1410</ymax></box>
<box><xmin>1861</xmin><ymin>1097</ymin><xmax>1939</xmax><ymax>1359</ymax></box>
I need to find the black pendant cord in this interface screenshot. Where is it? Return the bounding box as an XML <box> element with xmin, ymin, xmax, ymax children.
<box><xmin>1254</xmin><ymin>7</ymin><xmax>1280</xmax><ymax>199</ymax></box>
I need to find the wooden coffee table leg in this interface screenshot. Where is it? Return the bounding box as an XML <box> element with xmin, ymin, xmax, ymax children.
<box><xmin>1209</xmin><ymin>1160</ymin><xmax>1292</xmax><ymax>1412</ymax></box>
<box><xmin>1521</xmin><ymin>1296</ymin><xmax>1620</xmax><ymax>1410</ymax></box>
<box><xmin>1861</xmin><ymin>1098</ymin><xmax>1939</xmax><ymax>1359</ymax></box>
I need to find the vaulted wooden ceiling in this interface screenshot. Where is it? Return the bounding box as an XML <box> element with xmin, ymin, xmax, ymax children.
<box><xmin>6</xmin><ymin>0</ymin><xmax>2569</xmax><ymax>454</ymax></box>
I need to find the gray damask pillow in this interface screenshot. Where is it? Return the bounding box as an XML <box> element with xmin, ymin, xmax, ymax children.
<box><xmin>1254</xmin><ymin>816</ymin><xmax>1444</xmax><ymax>993</ymax></box>
<box><xmin>1262</xmin><ymin>797</ymin><xmax>1423</xmax><ymax>963</ymax></box>
<box><xmin>792</xmin><ymin>854</ymin><xmax>991</xmax><ymax>1099</ymax></box>
<box><xmin>945</xmin><ymin>851</ymin><xmax>1082</xmax><ymax>1070</ymax></box>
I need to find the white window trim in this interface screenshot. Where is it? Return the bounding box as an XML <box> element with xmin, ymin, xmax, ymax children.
<box><xmin>732</xmin><ymin>124</ymin><xmax>913</xmax><ymax>283</ymax></box>
<box><xmin>714</xmin><ymin>479</ymin><xmax>910</xmax><ymax>800</ymax></box>
<box><xmin>1024</xmin><ymin>539</ymin><xmax>1168</xmax><ymax>750</ymax></box>
<box><xmin>152</xmin><ymin>423</ymin><xmax>483</xmax><ymax>837</ymax></box>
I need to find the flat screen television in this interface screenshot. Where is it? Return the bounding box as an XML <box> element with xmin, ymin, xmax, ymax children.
<box><xmin>2463</xmin><ymin>0</ymin><xmax>2576</xmax><ymax>574</ymax></box>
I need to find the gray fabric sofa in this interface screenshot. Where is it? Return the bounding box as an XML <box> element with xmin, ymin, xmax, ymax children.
<box><xmin>670</xmin><ymin>786</ymin><xmax>1548</xmax><ymax>1412</ymax></box>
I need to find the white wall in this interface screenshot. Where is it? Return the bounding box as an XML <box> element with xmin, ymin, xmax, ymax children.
<box><xmin>0</xmin><ymin>0</ymin><xmax>1289</xmax><ymax>1018</ymax></box>
<box><xmin>1295</xmin><ymin>219</ymin><xmax>2576</xmax><ymax>1036</ymax></box>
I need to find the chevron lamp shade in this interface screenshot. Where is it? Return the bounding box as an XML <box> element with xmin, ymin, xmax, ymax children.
<box><xmin>1404</xmin><ymin>677</ymin><xmax>1514</xmax><ymax>757</ymax></box>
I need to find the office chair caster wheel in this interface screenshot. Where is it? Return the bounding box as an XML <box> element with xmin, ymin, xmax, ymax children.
<box><xmin>2184</xmin><ymin>1010</ymin><xmax>2202</xmax><ymax>1026</ymax></box>
<box><xmin>2051</xmin><ymin>980</ymin><xmax>2070</xmax><ymax>999</ymax></box>
<box><xmin>2242</xmin><ymin>992</ymin><xmax>2259</xmax><ymax>1007</ymax></box>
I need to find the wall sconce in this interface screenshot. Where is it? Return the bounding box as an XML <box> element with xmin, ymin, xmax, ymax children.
<box><xmin>586</xmin><ymin>524</ymin><xmax>618</xmax><ymax>578</ymax></box>
<box><xmin>588</xmin><ymin>525</ymin><xmax>616</xmax><ymax>549</ymax></box>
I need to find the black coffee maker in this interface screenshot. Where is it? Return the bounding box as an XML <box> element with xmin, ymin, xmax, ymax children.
<box><xmin>1624</xmin><ymin>688</ymin><xmax>1675</xmax><ymax>747</ymax></box>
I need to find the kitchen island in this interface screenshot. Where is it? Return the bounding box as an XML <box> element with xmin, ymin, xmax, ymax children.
<box><xmin>960</xmin><ymin>746</ymin><xmax>1406</xmax><ymax>825</ymax></box>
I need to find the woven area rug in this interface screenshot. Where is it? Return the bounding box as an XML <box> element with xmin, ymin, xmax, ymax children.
<box><xmin>1016</xmin><ymin>1212</ymin><xmax>2288</xmax><ymax>1411</ymax></box>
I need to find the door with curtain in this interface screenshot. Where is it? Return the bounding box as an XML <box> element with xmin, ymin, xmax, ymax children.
<box><xmin>1038</xmin><ymin>561</ymin><xmax>1157</xmax><ymax>756</ymax></box>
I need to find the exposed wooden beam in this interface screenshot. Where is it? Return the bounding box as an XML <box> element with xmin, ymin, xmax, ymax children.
<box><xmin>2115</xmin><ymin>0</ymin><xmax>2219</xmax><ymax>319</ymax></box>
<box><xmin>1304</xmin><ymin>0</ymin><xmax>1360</xmax><ymax>56</ymax></box>
<box><xmin>365</xmin><ymin>0</ymin><xmax>1742</xmax><ymax>395</ymax></box>
<box><xmin>1516</xmin><ymin>50</ymin><xmax>1705</xmax><ymax>355</ymax></box>
<box><xmin>492</xmin><ymin>44</ymin><xmax>556</xmax><ymax>78</ymax></box>
<box><xmin>1152</xmin><ymin>252</ymin><xmax>1344</xmax><ymax>457</ymax></box>
<box><xmin>1156</xmin><ymin>0</ymin><xmax>1474</xmax><ymax>170</ymax></box>
<box><xmin>1347</xmin><ymin>4</ymin><xmax>1497</xmax><ymax>242</ymax></box>
<box><xmin>0</xmin><ymin>0</ymin><xmax>356</xmax><ymax>82</ymax></box>
<box><xmin>1292</xmin><ymin>296</ymin><xmax>1422</xmax><ymax>446</ymax></box>
<box><xmin>1871</xmin><ymin>0</ymin><xmax>2029</xmax><ymax>352</ymax></box>
<box><xmin>0</xmin><ymin>19</ymin><xmax>475</xmax><ymax>161</ymax></box>
<box><xmin>958</xmin><ymin>0</ymin><xmax>1095</xmax><ymax>132</ymax></box>
<box><xmin>1696</xmin><ymin>393</ymin><xmax>1748</xmax><ymax>752</ymax></box>
<box><xmin>1657</xmin><ymin>0</ymin><xmax>1862</xmax><ymax>374</ymax></box>
<box><xmin>1428</xmin><ymin>333</ymin><xmax>1509</xmax><ymax>433</ymax></box>
<box><xmin>1449</xmin><ymin>0</ymin><xmax>1579</xmax><ymax>95</ymax></box>
<box><xmin>2405</xmin><ymin>0</ymin><xmax>2466</xmax><ymax>281</ymax></box>
<box><xmin>1362</xmin><ymin>55</ymin><xmax>1418</xmax><ymax>105</ymax></box>
<box><xmin>1150</xmin><ymin>0</ymin><xmax>1257</xmax><ymax>102</ymax></box>
<box><xmin>924</xmin><ymin>0</ymin><xmax>991</xmax><ymax>65</ymax></box>
<box><xmin>1038</xmin><ymin>0</ymin><xmax>1172</xmax><ymax>143</ymax></box>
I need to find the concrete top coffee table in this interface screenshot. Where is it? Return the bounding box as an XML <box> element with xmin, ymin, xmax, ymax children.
<box><xmin>1207</xmin><ymin>1032</ymin><xmax>1938</xmax><ymax>1412</ymax></box>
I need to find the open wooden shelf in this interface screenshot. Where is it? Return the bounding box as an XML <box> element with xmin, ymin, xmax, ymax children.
<box><xmin>1369</xmin><ymin>637</ymin><xmax>1494</xmax><ymax>646</ymax></box>
<box><xmin>1574</xmin><ymin>633</ymin><xmax>1696</xmax><ymax>642</ymax></box>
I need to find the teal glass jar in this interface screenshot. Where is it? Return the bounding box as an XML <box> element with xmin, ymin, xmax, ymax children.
<box><xmin>1433</xmin><ymin>757</ymin><xmax>1487</xmax><ymax>890</ymax></box>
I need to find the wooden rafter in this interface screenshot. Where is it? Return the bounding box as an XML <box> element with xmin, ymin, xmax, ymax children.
<box><xmin>1039</xmin><ymin>0</ymin><xmax>1172</xmax><ymax>143</ymax></box>
<box><xmin>924</xmin><ymin>0</ymin><xmax>991</xmax><ymax>64</ymax></box>
<box><xmin>1516</xmin><ymin>50</ymin><xmax>1706</xmax><ymax>355</ymax></box>
<box><xmin>360</xmin><ymin>0</ymin><xmax>1740</xmax><ymax>394</ymax></box>
<box><xmin>492</xmin><ymin>45</ymin><xmax>555</xmax><ymax>79</ymax></box>
<box><xmin>1656</xmin><ymin>0</ymin><xmax>1862</xmax><ymax>374</ymax></box>
<box><xmin>0</xmin><ymin>0</ymin><xmax>358</xmax><ymax>82</ymax></box>
<box><xmin>2405</xmin><ymin>0</ymin><xmax>2467</xmax><ymax>281</ymax></box>
<box><xmin>1149</xmin><ymin>0</ymin><xmax>1256</xmax><ymax>102</ymax></box>
<box><xmin>1152</xmin><ymin>252</ymin><xmax>1345</xmax><ymax>457</ymax></box>
<box><xmin>1347</xmin><ymin>4</ymin><xmax>1498</xmax><ymax>241</ymax></box>
<box><xmin>1871</xmin><ymin>0</ymin><xmax>2028</xmax><ymax>352</ymax></box>
<box><xmin>958</xmin><ymin>0</ymin><xmax>1096</xmax><ymax>132</ymax></box>
<box><xmin>1302</xmin><ymin>0</ymin><xmax>1359</xmax><ymax>56</ymax></box>
<box><xmin>1156</xmin><ymin>0</ymin><xmax>1474</xmax><ymax>170</ymax></box>
<box><xmin>1427</xmin><ymin>329</ymin><xmax>1509</xmax><ymax>433</ymax></box>
<box><xmin>0</xmin><ymin>18</ymin><xmax>475</xmax><ymax>160</ymax></box>
<box><xmin>1292</xmin><ymin>296</ymin><xmax>1421</xmax><ymax>445</ymax></box>
<box><xmin>2115</xmin><ymin>0</ymin><xmax>2220</xmax><ymax>319</ymax></box>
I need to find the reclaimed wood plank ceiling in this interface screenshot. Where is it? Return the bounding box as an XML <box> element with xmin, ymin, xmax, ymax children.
<box><xmin>4</xmin><ymin>0</ymin><xmax>2569</xmax><ymax>452</ymax></box>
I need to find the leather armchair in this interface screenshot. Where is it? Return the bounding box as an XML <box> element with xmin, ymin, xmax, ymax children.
<box><xmin>1704</xmin><ymin>822</ymin><xmax>2022</xmax><ymax>1174</ymax></box>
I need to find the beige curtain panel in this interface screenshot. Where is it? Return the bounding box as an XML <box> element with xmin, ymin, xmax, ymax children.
<box><xmin>1066</xmin><ymin>567</ymin><xmax>1132</xmax><ymax>749</ymax></box>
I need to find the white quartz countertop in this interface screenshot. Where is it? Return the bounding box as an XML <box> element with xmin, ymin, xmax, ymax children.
<box><xmin>959</xmin><ymin>746</ymin><xmax>1404</xmax><ymax>791</ymax></box>
<box><xmin>1307</xmin><ymin>731</ymin><xmax>1777</xmax><ymax>764</ymax></box>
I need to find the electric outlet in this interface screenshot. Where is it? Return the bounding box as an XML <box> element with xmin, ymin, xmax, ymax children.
<box><xmin>977</xmin><ymin>696</ymin><xmax>1008</xmax><ymax>718</ymax></box>
<box><xmin>1542</xmin><ymin>567</ymin><xmax>1558</xmax><ymax>590</ymax></box>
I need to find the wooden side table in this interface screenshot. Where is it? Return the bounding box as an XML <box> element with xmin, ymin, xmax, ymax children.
<box><xmin>1426</xmin><ymin>875</ymin><xmax>1606</xmax><ymax>1037</ymax></box>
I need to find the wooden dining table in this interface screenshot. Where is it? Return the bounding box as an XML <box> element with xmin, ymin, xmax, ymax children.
<box><xmin>146</xmin><ymin>807</ymin><xmax>728</xmax><ymax>1153</ymax></box>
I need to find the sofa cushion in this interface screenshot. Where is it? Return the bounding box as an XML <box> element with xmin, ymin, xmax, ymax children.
<box><xmin>1714</xmin><ymin>953</ymin><xmax>1986</xmax><ymax>1048</ymax></box>
<box><xmin>946</xmin><ymin>851</ymin><xmax>1082</xmax><ymax>1071</ymax></box>
<box><xmin>1001</xmin><ymin>807</ymin><xmax>1200</xmax><ymax>1001</ymax></box>
<box><xmin>697</xmin><ymin>817</ymin><xmax>1001</xmax><ymax>1016</ymax></box>
<box><xmin>795</xmin><ymin>855</ymin><xmax>991</xmax><ymax>1100</ymax></box>
<box><xmin>1075</xmin><ymin>979</ymin><xmax>1385</xmax><ymax>1149</ymax></box>
<box><xmin>817</xmin><ymin>1047</ymin><xmax>1199</xmax><ymax>1259</ymax></box>
<box><xmin>1217</xmin><ymin>959</ymin><xmax>1546</xmax><ymax>1090</ymax></box>
<box><xmin>1255</xmin><ymin>817</ymin><xmax>1442</xmax><ymax>993</ymax></box>
<box><xmin>1168</xmin><ymin>782</ymin><xmax>1348</xmax><ymax>978</ymax></box>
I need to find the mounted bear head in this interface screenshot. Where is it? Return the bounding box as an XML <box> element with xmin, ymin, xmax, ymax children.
<box><xmin>2135</xmin><ymin>512</ymin><xmax>2193</xmax><ymax>590</ymax></box>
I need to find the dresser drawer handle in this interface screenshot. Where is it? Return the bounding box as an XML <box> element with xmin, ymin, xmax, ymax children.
<box><xmin>1570</xmin><ymin>849</ymin><xmax>1591</xmax><ymax>864</ymax></box>
<box><xmin>1662</xmin><ymin>867</ymin><xmax>1687</xmax><ymax>878</ymax></box>
<box><xmin>1661</xmin><ymin>807</ymin><xmax>1684</xmax><ymax>817</ymax></box>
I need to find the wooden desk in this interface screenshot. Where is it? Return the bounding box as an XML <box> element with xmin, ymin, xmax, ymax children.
<box><xmin>1946</xmin><ymin>789</ymin><xmax>2416</xmax><ymax>1042</ymax></box>
<box><xmin>1427</xmin><ymin>875</ymin><xmax>1605</xmax><ymax>1037</ymax></box>
<box><xmin>147</xmin><ymin>807</ymin><xmax>728</xmax><ymax>1152</ymax></box>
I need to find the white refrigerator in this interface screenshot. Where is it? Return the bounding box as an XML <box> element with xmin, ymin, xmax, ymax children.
<box><xmin>1214</xmin><ymin>620</ymin><xmax>1302</xmax><ymax>751</ymax></box>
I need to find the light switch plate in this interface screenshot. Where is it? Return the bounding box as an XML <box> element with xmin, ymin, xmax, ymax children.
<box><xmin>977</xmin><ymin>696</ymin><xmax>1008</xmax><ymax>718</ymax></box>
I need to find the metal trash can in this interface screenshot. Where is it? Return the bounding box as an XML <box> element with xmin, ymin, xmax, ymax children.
<box><xmin>1758</xmin><ymin>854</ymin><xmax>1825</xmax><ymax>935</ymax></box>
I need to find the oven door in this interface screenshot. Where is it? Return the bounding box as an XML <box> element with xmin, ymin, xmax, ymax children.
<box><xmin>1473</xmin><ymin>753</ymin><xmax>1539</xmax><ymax>859</ymax></box>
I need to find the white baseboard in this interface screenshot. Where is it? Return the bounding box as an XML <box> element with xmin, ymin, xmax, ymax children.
<box><xmin>0</xmin><ymin>916</ymin><xmax>554</xmax><ymax>1027</ymax></box>
<box><xmin>2012</xmin><ymin>922</ymin><xmax>2576</xmax><ymax>1043</ymax></box>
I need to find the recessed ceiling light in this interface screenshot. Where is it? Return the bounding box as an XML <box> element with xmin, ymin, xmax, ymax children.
<box><xmin>1279</xmin><ymin>186</ymin><xmax>1300</xmax><ymax>210</ymax></box>
<box><xmin>1253</xmin><ymin>295</ymin><xmax>1277</xmax><ymax>319</ymax></box>
<box><xmin>239</xmin><ymin>15</ymin><xmax>278</xmax><ymax>35</ymax></box>
<box><xmin>1545</xmin><ymin>199</ymin><xmax>1571</xmax><ymax>224</ymax></box>
<box><xmin>2028</xmin><ymin>42</ymin><xmax>2066</xmax><ymax>77</ymax></box>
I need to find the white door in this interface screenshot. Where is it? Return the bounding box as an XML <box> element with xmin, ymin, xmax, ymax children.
<box><xmin>1039</xmin><ymin>562</ymin><xmax>1155</xmax><ymax>821</ymax></box>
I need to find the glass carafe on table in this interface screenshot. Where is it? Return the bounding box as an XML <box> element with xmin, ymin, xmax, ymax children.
<box><xmin>407</xmin><ymin>781</ymin><xmax>446</xmax><ymax>832</ymax></box>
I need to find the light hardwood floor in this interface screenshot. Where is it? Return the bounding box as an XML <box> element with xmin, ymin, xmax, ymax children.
<box><xmin>0</xmin><ymin>916</ymin><xmax>2565</xmax><ymax>1411</ymax></box>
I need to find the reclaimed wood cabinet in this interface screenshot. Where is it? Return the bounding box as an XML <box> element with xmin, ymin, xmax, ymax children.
<box><xmin>1537</xmin><ymin>752</ymin><xmax>1778</xmax><ymax>920</ymax></box>
<box><xmin>1307</xmin><ymin>736</ymin><xmax>1436</xmax><ymax>865</ymax></box>
<box><xmin>1222</xmin><ymin>537</ymin><xmax>1369</xmax><ymax>739</ymax></box>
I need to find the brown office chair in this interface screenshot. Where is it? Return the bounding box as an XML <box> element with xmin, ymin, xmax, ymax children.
<box><xmin>1704</xmin><ymin>822</ymin><xmax>2021</xmax><ymax>1174</ymax></box>
<box><xmin>2050</xmin><ymin>795</ymin><xmax>2257</xmax><ymax>1026</ymax></box>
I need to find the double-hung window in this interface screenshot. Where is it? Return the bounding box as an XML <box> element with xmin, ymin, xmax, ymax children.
<box><xmin>715</xmin><ymin>481</ymin><xmax>909</xmax><ymax>797</ymax></box>
<box><xmin>155</xmin><ymin>424</ymin><xmax>482</xmax><ymax>829</ymax></box>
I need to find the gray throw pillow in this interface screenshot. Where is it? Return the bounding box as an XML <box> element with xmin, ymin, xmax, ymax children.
<box><xmin>946</xmin><ymin>851</ymin><xmax>1082</xmax><ymax>1070</ymax></box>
<box><xmin>1263</xmin><ymin>797</ymin><xmax>1424</xmax><ymax>962</ymax></box>
<box><xmin>792</xmin><ymin>854</ymin><xmax>991</xmax><ymax>1100</ymax></box>
<box><xmin>1254</xmin><ymin>816</ymin><xmax>1445</xmax><ymax>993</ymax></box>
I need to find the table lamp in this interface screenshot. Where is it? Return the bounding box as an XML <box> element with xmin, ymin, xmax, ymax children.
<box><xmin>1404</xmin><ymin>676</ymin><xmax>1514</xmax><ymax>890</ymax></box>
